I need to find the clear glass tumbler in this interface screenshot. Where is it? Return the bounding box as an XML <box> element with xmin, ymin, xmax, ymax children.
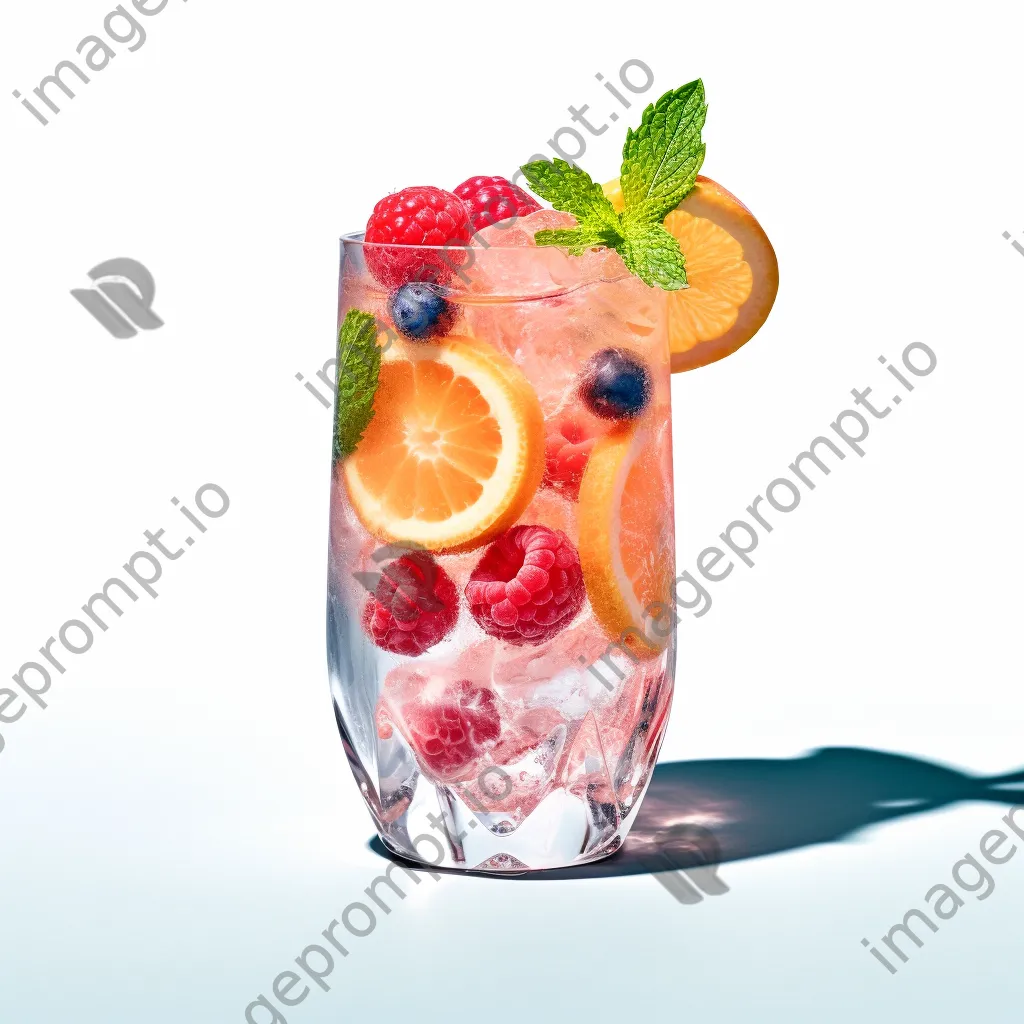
<box><xmin>327</xmin><ymin>217</ymin><xmax>676</xmax><ymax>872</ymax></box>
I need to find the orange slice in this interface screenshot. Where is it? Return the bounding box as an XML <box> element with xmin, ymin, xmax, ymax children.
<box><xmin>577</xmin><ymin>421</ymin><xmax>675</xmax><ymax>659</ymax></box>
<box><xmin>604</xmin><ymin>175</ymin><xmax>779</xmax><ymax>373</ymax></box>
<box><xmin>343</xmin><ymin>334</ymin><xmax>544</xmax><ymax>553</ymax></box>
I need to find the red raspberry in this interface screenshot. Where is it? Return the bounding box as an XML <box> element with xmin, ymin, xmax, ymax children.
<box><xmin>361</xmin><ymin>551</ymin><xmax>458</xmax><ymax>656</ymax></box>
<box><xmin>543</xmin><ymin>410</ymin><xmax>600</xmax><ymax>500</ymax></box>
<box><xmin>364</xmin><ymin>186</ymin><xmax>473</xmax><ymax>289</ymax></box>
<box><xmin>466</xmin><ymin>525</ymin><xmax>585</xmax><ymax>645</ymax></box>
<box><xmin>454</xmin><ymin>175</ymin><xmax>542</xmax><ymax>232</ymax></box>
<box><xmin>401</xmin><ymin>679</ymin><xmax>501</xmax><ymax>780</ymax></box>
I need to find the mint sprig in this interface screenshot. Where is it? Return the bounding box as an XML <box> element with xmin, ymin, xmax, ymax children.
<box><xmin>520</xmin><ymin>79</ymin><xmax>708</xmax><ymax>291</ymax></box>
<box><xmin>534</xmin><ymin>224</ymin><xmax>619</xmax><ymax>256</ymax></box>
<box><xmin>333</xmin><ymin>308</ymin><xmax>381</xmax><ymax>463</ymax></box>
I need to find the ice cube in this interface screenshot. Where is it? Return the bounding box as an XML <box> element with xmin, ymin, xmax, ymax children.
<box><xmin>472</xmin><ymin>208</ymin><xmax>578</xmax><ymax>248</ymax></box>
<box><xmin>492</xmin><ymin>615</ymin><xmax>617</xmax><ymax>705</ymax></box>
<box><xmin>452</xmin><ymin>209</ymin><xmax>630</xmax><ymax>302</ymax></box>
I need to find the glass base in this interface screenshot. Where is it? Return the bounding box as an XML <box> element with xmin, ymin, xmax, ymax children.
<box><xmin>376</xmin><ymin>828</ymin><xmax>624</xmax><ymax>875</ymax></box>
<box><xmin>330</xmin><ymin>587</ymin><xmax>674</xmax><ymax>875</ymax></box>
<box><xmin>347</xmin><ymin>731</ymin><xmax>659</xmax><ymax>874</ymax></box>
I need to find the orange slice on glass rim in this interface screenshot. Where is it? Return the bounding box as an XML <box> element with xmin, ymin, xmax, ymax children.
<box><xmin>604</xmin><ymin>175</ymin><xmax>779</xmax><ymax>372</ymax></box>
<box><xmin>343</xmin><ymin>334</ymin><xmax>544</xmax><ymax>553</ymax></box>
<box><xmin>577</xmin><ymin>421</ymin><xmax>675</xmax><ymax>658</ymax></box>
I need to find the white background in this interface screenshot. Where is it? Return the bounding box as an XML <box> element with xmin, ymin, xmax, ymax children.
<box><xmin>1</xmin><ymin>1</ymin><xmax>1022</xmax><ymax>1021</ymax></box>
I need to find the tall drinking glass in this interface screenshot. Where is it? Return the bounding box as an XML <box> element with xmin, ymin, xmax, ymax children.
<box><xmin>328</xmin><ymin>218</ymin><xmax>676</xmax><ymax>872</ymax></box>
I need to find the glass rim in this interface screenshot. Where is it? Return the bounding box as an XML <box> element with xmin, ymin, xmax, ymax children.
<box><xmin>339</xmin><ymin>229</ymin><xmax>558</xmax><ymax>254</ymax></box>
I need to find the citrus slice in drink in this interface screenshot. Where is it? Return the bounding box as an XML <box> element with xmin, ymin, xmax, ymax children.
<box><xmin>344</xmin><ymin>334</ymin><xmax>544</xmax><ymax>553</ymax></box>
<box><xmin>577</xmin><ymin>421</ymin><xmax>674</xmax><ymax>659</ymax></box>
<box><xmin>603</xmin><ymin>175</ymin><xmax>779</xmax><ymax>373</ymax></box>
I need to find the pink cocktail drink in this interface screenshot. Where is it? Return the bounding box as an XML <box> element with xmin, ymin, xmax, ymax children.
<box><xmin>328</xmin><ymin>211</ymin><xmax>676</xmax><ymax>872</ymax></box>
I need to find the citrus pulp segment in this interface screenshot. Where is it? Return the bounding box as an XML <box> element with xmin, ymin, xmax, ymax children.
<box><xmin>577</xmin><ymin>422</ymin><xmax>675</xmax><ymax>659</ymax></box>
<box><xmin>344</xmin><ymin>334</ymin><xmax>545</xmax><ymax>553</ymax></box>
<box><xmin>604</xmin><ymin>175</ymin><xmax>779</xmax><ymax>372</ymax></box>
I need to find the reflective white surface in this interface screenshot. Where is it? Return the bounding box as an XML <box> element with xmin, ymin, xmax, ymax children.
<box><xmin>2</xmin><ymin>1</ymin><xmax>1023</xmax><ymax>1020</ymax></box>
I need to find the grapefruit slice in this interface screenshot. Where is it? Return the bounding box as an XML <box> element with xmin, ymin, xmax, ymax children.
<box><xmin>577</xmin><ymin>421</ymin><xmax>675</xmax><ymax>658</ymax></box>
<box><xmin>344</xmin><ymin>335</ymin><xmax>544</xmax><ymax>552</ymax></box>
<box><xmin>604</xmin><ymin>175</ymin><xmax>779</xmax><ymax>372</ymax></box>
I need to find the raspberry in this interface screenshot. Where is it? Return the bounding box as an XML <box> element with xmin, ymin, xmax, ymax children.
<box><xmin>454</xmin><ymin>175</ymin><xmax>542</xmax><ymax>232</ymax></box>
<box><xmin>361</xmin><ymin>551</ymin><xmax>458</xmax><ymax>656</ymax></box>
<box><xmin>364</xmin><ymin>186</ymin><xmax>473</xmax><ymax>289</ymax></box>
<box><xmin>543</xmin><ymin>411</ymin><xmax>600</xmax><ymax>499</ymax></box>
<box><xmin>466</xmin><ymin>525</ymin><xmax>585</xmax><ymax>645</ymax></box>
<box><xmin>401</xmin><ymin>679</ymin><xmax>501</xmax><ymax>780</ymax></box>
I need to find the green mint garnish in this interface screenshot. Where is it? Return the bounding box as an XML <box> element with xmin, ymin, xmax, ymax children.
<box><xmin>619</xmin><ymin>79</ymin><xmax>707</xmax><ymax>227</ymax></box>
<box><xmin>520</xmin><ymin>79</ymin><xmax>708</xmax><ymax>291</ymax></box>
<box><xmin>333</xmin><ymin>308</ymin><xmax>381</xmax><ymax>463</ymax></box>
<box><xmin>520</xmin><ymin>158</ymin><xmax>623</xmax><ymax>253</ymax></box>
<box><xmin>521</xmin><ymin>159</ymin><xmax>625</xmax><ymax>255</ymax></box>
<box><xmin>618</xmin><ymin>221</ymin><xmax>691</xmax><ymax>291</ymax></box>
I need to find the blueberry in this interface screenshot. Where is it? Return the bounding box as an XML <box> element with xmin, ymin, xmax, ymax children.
<box><xmin>579</xmin><ymin>348</ymin><xmax>652</xmax><ymax>420</ymax></box>
<box><xmin>387</xmin><ymin>282</ymin><xmax>458</xmax><ymax>341</ymax></box>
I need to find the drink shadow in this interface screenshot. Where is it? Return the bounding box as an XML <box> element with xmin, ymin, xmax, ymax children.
<box><xmin>366</xmin><ymin>747</ymin><xmax>1024</xmax><ymax>880</ymax></box>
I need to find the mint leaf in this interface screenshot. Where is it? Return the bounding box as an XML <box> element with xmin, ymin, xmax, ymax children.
<box><xmin>333</xmin><ymin>309</ymin><xmax>381</xmax><ymax>462</ymax></box>
<box><xmin>618</xmin><ymin>221</ymin><xmax>688</xmax><ymax>290</ymax></box>
<box><xmin>534</xmin><ymin>226</ymin><xmax>618</xmax><ymax>255</ymax></box>
<box><xmin>519</xmin><ymin>159</ymin><xmax>622</xmax><ymax>237</ymax></box>
<box><xmin>620</xmin><ymin>79</ymin><xmax>707</xmax><ymax>227</ymax></box>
